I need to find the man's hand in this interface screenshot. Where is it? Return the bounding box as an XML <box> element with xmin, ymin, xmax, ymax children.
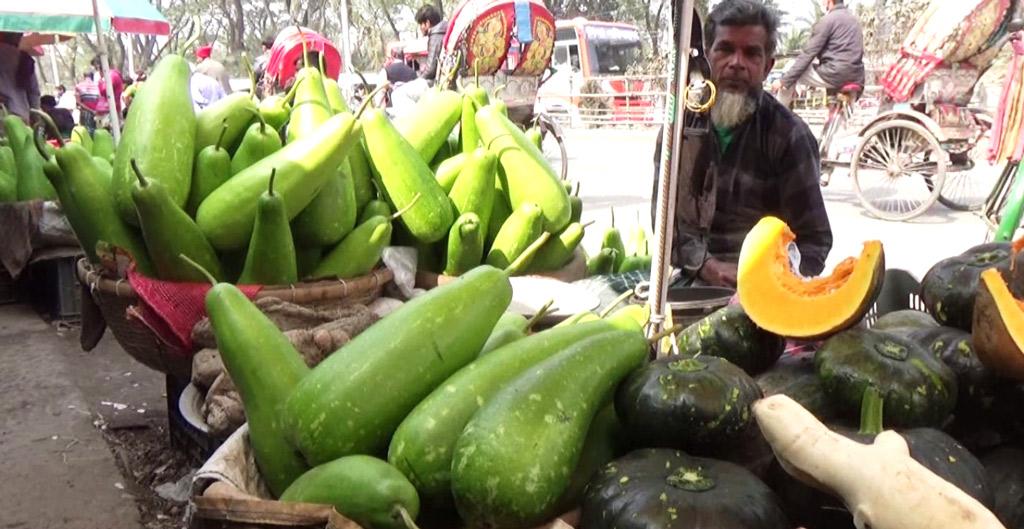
<box><xmin>699</xmin><ymin>258</ymin><xmax>738</xmax><ymax>288</ymax></box>
<box><xmin>771</xmin><ymin>79</ymin><xmax>783</xmax><ymax>93</ymax></box>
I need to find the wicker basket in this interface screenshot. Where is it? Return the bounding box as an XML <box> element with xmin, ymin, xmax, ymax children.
<box><xmin>415</xmin><ymin>247</ymin><xmax>587</xmax><ymax>289</ymax></box>
<box><xmin>76</xmin><ymin>259</ymin><xmax>393</xmax><ymax>379</ymax></box>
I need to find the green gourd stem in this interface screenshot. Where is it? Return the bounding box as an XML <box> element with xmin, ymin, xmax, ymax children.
<box><xmin>582</xmin><ymin>220</ymin><xmax>596</xmax><ymax>228</ymax></box>
<box><xmin>599</xmin><ymin>290</ymin><xmax>635</xmax><ymax>318</ymax></box>
<box><xmin>0</xmin><ymin>102</ymin><xmax>8</xmax><ymax>116</ymax></box>
<box><xmin>504</xmin><ymin>231</ymin><xmax>551</xmax><ymax>275</ymax></box>
<box><xmin>858</xmin><ymin>386</ymin><xmax>885</xmax><ymax>436</ymax></box>
<box><xmin>130</xmin><ymin>159</ymin><xmax>149</xmax><ymax>187</ymax></box>
<box><xmin>492</xmin><ymin>84</ymin><xmax>507</xmax><ymax>99</ymax></box>
<box><xmin>610</xmin><ymin>207</ymin><xmax>616</xmax><ymax>229</ymax></box>
<box><xmin>440</xmin><ymin>50</ymin><xmax>462</xmax><ymax>89</ymax></box>
<box><xmin>524</xmin><ymin>299</ymin><xmax>555</xmax><ymax>332</ymax></box>
<box><xmin>297</xmin><ymin>25</ymin><xmax>310</xmax><ymax>69</ymax></box>
<box><xmin>455</xmin><ymin>77</ymin><xmax>464</xmax><ymax>92</ymax></box>
<box><xmin>268</xmin><ymin>168</ymin><xmax>277</xmax><ymax>197</ymax></box>
<box><xmin>179</xmin><ymin>253</ymin><xmax>218</xmax><ymax>285</ymax></box>
<box><xmin>474</xmin><ymin>58</ymin><xmax>480</xmax><ymax>86</ymax></box>
<box><xmin>648</xmin><ymin>324</ymin><xmax>684</xmax><ymax>344</ymax></box>
<box><xmin>575</xmin><ymin>181</ymin><xmax>581</xmax><ymax>197</ymax></box>
<box><xmin>283</xmin><ymin>78</ymin><xmax>301</xmax><ymax>105</ymax></box>
<box><xmin>241</xmin><ymin>54</ymin><xmax>256</xmax><ymax>95</ymax></box>
<box><xmin>390</xmin><ymin>192</ymin><xmax>422</xmax><ymax>220</ymax></box>
<box><xmin>245</xmin><ymin>108</ymin><xmax>267</xmax><ymax>134</ymax></box>
<box><xmin>177</xmin><ymin>34</ymin><xmax>202</xmax><ymax>58</ymax></box>
<box><xmin>396</xmin><ymin>506</ymin><xmax>422</xmax><ymax>529</ymax></box>
<box><xmin>214</xmin><ymin>119</ymin><xmax>230</xmax><ymax>150</ymax></box>
<box><xmin>32</xmin><ymin>127</ymin><xmax>54</xmax><ymax>159</ymax></box>
<box><xmin>318</xmin><ymin>49</ymin><xmax>326</xmax><ymax>74</ymax></box>
<box><xmin>485</xmin><ymin>133</ymin><xmax>514</xmax><ymax>151</ymax></box>
<box><xmin>370</xmin><ymin>178</ymin><xmax>383</xmax><ymax>200</ymax></box>
<box><xmin>29</xmin><ymin>109</ymin><xmax>64</xmax><ymax>147</ymax></box>
<box><xmin>358</xmin><ymin>82</ymin><xmax>391</xmax><ymax>115</ymax></box>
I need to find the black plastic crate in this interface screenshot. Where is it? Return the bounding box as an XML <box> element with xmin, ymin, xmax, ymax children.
<box><xmin>28</xmin><ymin>256</ymin><xmax>83</xmax><ymax>321</ymax></box>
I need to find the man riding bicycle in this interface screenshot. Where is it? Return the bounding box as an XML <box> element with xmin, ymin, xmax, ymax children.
<box><xmin>773</xmin><ymin>0</ymin><xmax>865</xmax><ymax>107</ymax></box>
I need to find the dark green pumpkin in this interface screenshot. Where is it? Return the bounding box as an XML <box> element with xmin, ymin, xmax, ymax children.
<box><xmin>920</xmin><ymin>242</ymin><xmax>1012</xmax><ymax>331</ymax></box>
<box><xmin>815</xmin><ymin>328</ymin><xmax>957</xmax><ymax>428</ymax></box>
<box><xmin>615</xmin><ymin>356</ymin><xmax>762</xmax><ymax>453</ymax></box>
<box><xmin>581</xmin><ymin>448</ymin><xmax>789</xmax><ymax>529</ymax></box>
<box><xmin>676</xmin><ymin>304</ymin><xmax>785</xmax><ymax>375</ymax></box>
<box><xmin>755</xmin><ymin>349</ymin><xmax>837</xmax><ymax>422</ymax></box>
<box><xmin>771</xmin><ymin>389</ymin><xmax>992</xmax><ymax>529</ymax></box>
<box><xmin>903</xmin><ymin>326</ymin><xmax>996</xmax><ymax>423</ymax></box>
<box><xmin>871</xmin><ymin>309</ymin><xmax>940</xmax><ymax>331</ymax></box>
<box><xmin>983</xmin><ymin>446</ymin><xmax>1024</xmax><ymax>529</ymax></box>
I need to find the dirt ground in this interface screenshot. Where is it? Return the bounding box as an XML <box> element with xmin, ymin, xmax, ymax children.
<box><xmin>0</xmin><ymin>303</ymin><xmax>203</xmax><ymax>529</ymax></box>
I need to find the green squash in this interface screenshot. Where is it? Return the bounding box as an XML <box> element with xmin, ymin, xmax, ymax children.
<box><xmin>615</xmin><ymin>356</ymin><xmax>762</xmax><ymax>453</ymax></box>
<box><xmin>677</xmin><ymin>304</ymin><xmax>785</xmax><ymax>375</ymax></box>
<box><xmin>903</xmin><ymin>326</ymin><xmax>995</xmax><ymax>425</ymax></box>
<box><xmin>921</xmin><ymin>242</ymin><xmax>1012</xmax><ymax>331</ymax></box>
<box><xmin>983</xmin><ymin>446</ymin><xmax>1024</xmax><ymax>529</ymax></box>
<box><xmin>871</xmin><ymin>309</ymin><xmax>940</xmax><ymax>331</ymax></box>
<box><xmin>581</xmin><ymin>448</ymin><xmax>790</xmax><ymax>529</ymax></box>
<box><xmin>815</xmin><ymin>328</ymin><xmax>957</xmax><ymax>428</ymax></box>
<box><xmin>755</xmin><ymin>350</ymin><xmax>837</xmax><ymax>422</ymax></box>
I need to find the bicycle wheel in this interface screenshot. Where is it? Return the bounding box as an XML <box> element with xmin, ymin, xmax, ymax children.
<box><xmin>851</xmin><ymin>119</ymin><xmax>947</xmax><ymax>221</ymax></box>
<box><xmin>538</xmin><ymin>115</ymin><xmax>568</xmax><ymax>180</ymax></box>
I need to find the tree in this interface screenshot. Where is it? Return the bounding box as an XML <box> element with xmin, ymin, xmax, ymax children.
<box><xmin>780</xmin><ymin>27</ymin><xmax>809</xmax><ymax>56</ymax></box>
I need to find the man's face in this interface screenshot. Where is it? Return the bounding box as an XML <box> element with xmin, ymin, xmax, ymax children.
<box><xmin>419</xmin><ymin>21</ymin><xmax>431</xmax><ymax>35</ymax></box>
<box><xmin>708</xmin><ymin>25</ymin><xmax>775</xmax><ymax>95</ymax></box>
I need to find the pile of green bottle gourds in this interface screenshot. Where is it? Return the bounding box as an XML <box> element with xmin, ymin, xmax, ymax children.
<box><xmin>190</xmin><ymin>247</ymin><xmax>652</xmax><ymax>529</ymax></box>
<box><xmin>36</xmin><ymin>50</ymin><xmax>589</xmax><ymax>285</ymax></box>
<box><xmin>0</xmin><ymin>112</ymin><xmax>67</xmax><ymax>203</ymax></box>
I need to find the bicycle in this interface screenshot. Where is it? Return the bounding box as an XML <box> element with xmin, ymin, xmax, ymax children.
<box><xmin>818</xmin><ymin>83</ymin><xmax>863</xmax><ymax>187</ymax></box>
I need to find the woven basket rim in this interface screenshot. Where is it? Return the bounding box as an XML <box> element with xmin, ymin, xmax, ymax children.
<box><xmin>75</xmin><ymin>258</ymin><xmax>394</xmax><ymax>303</ymax></box>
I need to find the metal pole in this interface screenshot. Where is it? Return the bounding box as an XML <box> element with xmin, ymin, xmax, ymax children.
<box><xmin>91</xmin><ymin>0</ymin><xmax>122</xmax><ymax>144</ymax></box>
<box><xmin>339</xmin><ymin>0</ymin><xmax>353</xmax><ymax>74</ymax></box>
<box><xmin>126</xmin><ymin>34</ymin><xmax>135</xmax><ymax>79</ymax></box>
<box><xmin>49</xmin><ymin>35</ymin><xmax>60</xmax><ymax>88</ymax></box>
<box><xmin>647</xmin><ymin>0</ymin><xmax>696</xmax><ymax>354</ymax></box>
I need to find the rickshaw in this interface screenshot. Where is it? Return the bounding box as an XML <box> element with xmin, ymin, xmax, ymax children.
<box><xmin>261</xmin><ymin>27</ymin><xmax>342</xmax><ymax>93</ymax></box>
<box><xmin>436</xmin><ymin>0</ymin><xmax>568</xmax><ymax>179</ymax></box>
<box><xmin>816</xmin><ymin>0</ymin><xmax>1023</xmax><ymax>221</ymax></box>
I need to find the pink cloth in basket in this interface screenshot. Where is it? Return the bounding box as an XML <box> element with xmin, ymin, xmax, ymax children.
<box><xmin>127</xmin><ymin>265</ymin><xmax>262</xmax><ymax>352</ymax></box>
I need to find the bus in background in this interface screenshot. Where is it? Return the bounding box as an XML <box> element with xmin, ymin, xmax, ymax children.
<box><xmin>536</xmin><ymin>18</ymin><xmax>657</xmax><ymax>125</ymax></box>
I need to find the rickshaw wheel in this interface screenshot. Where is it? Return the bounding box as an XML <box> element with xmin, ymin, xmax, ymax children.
<box><xmin>537</xmin><ymin>114</ymin><xmax>568</xmax><ymax>180</ymax></box>
<box><xmin>851</xmin><ymin>119</ymin><xmax>947</xmax><ymax>221</ymax></box>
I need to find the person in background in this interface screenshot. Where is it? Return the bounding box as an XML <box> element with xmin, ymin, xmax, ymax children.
<box><xmin>652</xmin><ymin>0</ymin><xmax>832</xmax><ymax>287</ymax></box>
<box><xmin>40</xmin><ymin>95</ymin><xmax>74</xmax><ymax>139</ymax></box>
<box><xmin>195</xmin><ymin>44</ymin><xmax>233</xmax><ymax>95</ymax></box>
<box><xmin>121</xmin><ymin>69</ymin><xmax>145</xmax><ymax>111</ymax></box>
<box><xmin>772</xmin><ymin>0</ymin><xmax>865</xmax><ymax>107</ymax></box>
<box><xmin>55</xmin><ymin>84</ymin><xmax>76</xmax><ymax>110</ymax></box>
<box><xmin>75</xmin><ymin>69</ymin><xmax>100</xmax><ymax>133</ymax></box>
<box><xmin>0</xmin><ymin>32</ymin><xmax>41</xmax><ymax>123</ymax></box>
<box><xmin>191</xmin><ymin>69</ymin><xmax>226</xmax><ymax>112</ymax></box>
<box><xmin>91</xmin><ymin>56</ymin><xmax>123</xmax><ymax>130</ymax></box>
<box><xmin>384</xmin><ymin>47</ymin><xmax>420</xmax><ymax>114</ymax></box>
<box><xmin>415</xmin><ymin>4</ymin><xmax>447</xmax><ymax>84</ymax></box>
<box><xmin>253</xmin><ymin>34</ymin><xmax>276</xmax><ymax>97</ymax></box>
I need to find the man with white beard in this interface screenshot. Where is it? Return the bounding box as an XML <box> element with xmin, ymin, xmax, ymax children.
<box><xmin>653</xmin><ymin>0</ymin><xmax>832</xmax><ymax>288</ymax></box>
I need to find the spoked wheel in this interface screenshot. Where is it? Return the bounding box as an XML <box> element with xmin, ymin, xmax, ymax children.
<box><xmin>537</xmin><ymin>114</ymin><xmax>568</xmax><ymax>180</ymax></box>
<box><xmin>851</xmin><ymin>119</ymin><xmax>947</xmax><ymax>221</ymax></box>
<box><xmin>936</xmin><ymin>118</ymin><xmax>996</xmax><ymax>211</ymax></box>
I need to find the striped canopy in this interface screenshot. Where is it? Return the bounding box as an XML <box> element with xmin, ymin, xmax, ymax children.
<box><xmin>0</xmin><ymin>0</ymin><xmax>170</xmax><ymax>36</ymax></box>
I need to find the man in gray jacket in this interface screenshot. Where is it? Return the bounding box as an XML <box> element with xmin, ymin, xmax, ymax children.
<box><xmin>774</xmin><ymin>0</ymin><xmax>864</xmax><ymax>106</ymax></box>
<box><xmin>415</xmin><ymin>4</ymin><xmax>448</xmax><ymax>84</ymax></box>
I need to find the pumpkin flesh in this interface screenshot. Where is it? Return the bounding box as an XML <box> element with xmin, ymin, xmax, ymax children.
<box><xmin>973</xmin><ymin>268</ymin><xmax>1024</xmax><ymax>380</ymax></box>
<box><xmin>738</xmin><ymin>217</ymin><xmax>884</xmax><ymax>339</ymax></box>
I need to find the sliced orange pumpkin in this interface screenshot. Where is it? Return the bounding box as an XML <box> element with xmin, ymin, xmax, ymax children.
<box><xmin>737</xmin><ymin>216</ymin><xmax>884</xmax><ymax>339</ymax></box>
<box><xmin>973</xmin><ymin>268</ymin><xmax>1024</xmax><ymax>380</ymax></box>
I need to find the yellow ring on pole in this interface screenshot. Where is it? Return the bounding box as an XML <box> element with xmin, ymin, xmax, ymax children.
<box><xmin>684</xmin><ymin>80</ymin><xmax>717</xmax><ymax>113</ymax></box>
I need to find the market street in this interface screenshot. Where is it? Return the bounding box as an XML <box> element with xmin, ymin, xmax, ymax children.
<box><xmin>567</xmin><ymin>127</ymin><xmax>995</xmax><ymax>282</ymax></box>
